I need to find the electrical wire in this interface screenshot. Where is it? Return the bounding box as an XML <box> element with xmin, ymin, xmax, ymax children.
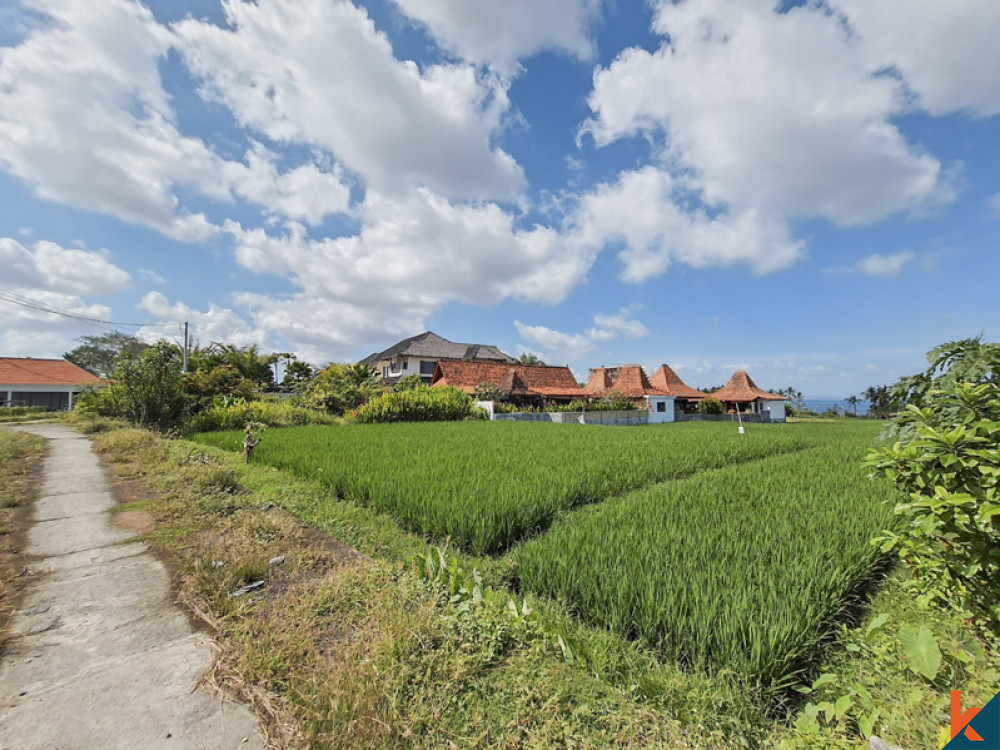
<box><xmin>0</xmin><ymin>287</ymin><xmax>179</xmax><ymax>329</ymax></box>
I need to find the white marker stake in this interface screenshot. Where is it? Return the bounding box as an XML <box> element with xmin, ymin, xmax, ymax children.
<box><xmin>737</xmin><ymin>404</ymin><xmax>745</xmax><ymax>434</ymax></box>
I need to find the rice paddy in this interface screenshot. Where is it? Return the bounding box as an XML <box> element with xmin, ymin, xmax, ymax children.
<box><xmin>194</xmin><ymin>420</ymin><xmax>894</xmax><ymax>690</ymax></box>
<box><xmin>193</xmin><ymin>421</ymin><xmax>807</xmax><ymax>554</ymax></box>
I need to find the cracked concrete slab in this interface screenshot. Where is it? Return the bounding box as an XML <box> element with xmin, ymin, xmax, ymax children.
<box><xmin>0</xmin><ymin>424</ymin><xmax>264</xmax><ymax>750</ymax></box>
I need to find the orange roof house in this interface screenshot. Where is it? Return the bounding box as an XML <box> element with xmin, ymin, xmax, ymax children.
<box><xmin>0</xmin><ymin>358</ymin><xmax>100</xmax><ymax>411</ymax></box>
<box><xmin>583</xmin><ymin>365</ymin><xmax>671</xmax><ymax>399</ymax></box>
<box><xmin>431</xmin><ymin>361</ymin><xmax>584</xmax><ymax>401</ymax></box>
<box><xmin>649</xmin><ymin>365</ymin><xmax>709</xmax><ymax>401</ymax></box>
<box><xmin>712</xmin><ymin>370</ymin><xmax>788</xmax><ymax>406</ymax></box>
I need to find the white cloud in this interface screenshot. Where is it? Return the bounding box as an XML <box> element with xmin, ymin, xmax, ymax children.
<box><xmin>831</xmin><ymin>0</ymin><xmax>1000</xmax><ymax>117</ymax></box>
<box><xmin>208</xmin><ymin>187</ymin><xmax>597</xmax><ymax>360</ymax></box>
<box><xmin>0</xmin><ymin>237</ymin><xmax>130</xmax><ymax>297</ymax></box>
<box><xmin>857</xmin><ymin>251</ymin><xmax>915</xmax><ymax>277</ymax></box>
<box><xmin>570</xmin><ymin>167</ymin><xmax>804</xmax><ymax>281</ymax></box>
<box><xmin>0</xmin><ymin>236</ymin><xmax>131</xmax><ymax>357</ymax></box>
<box><xmin>0</xmin><ymin>0</ymin><xmax>220</xmax><ymax>241</ymax></box>
<box><xmin>515</xmin><ymin>307</ymin><xmax>650</xmax><ymax>365</ymax></box>
<box><xmin>174</xmin><ymin>0</ymin><xmax>525</xmax><ymax>201</ymax></box>
<box><xmin>222</xmin><ymin>143</ymin><xmax>352</xmax><ymax>226</ymax></box>
<box><xmin>389</xmin><ymin>0</ymin><xmax>601</xmax><ymax>70</ymax></box>
<box><xmin>584</xmin><ymin>0</ymin><xmax>950</xmax><ymax>228</ymax></box>
<box><xmin>138</xmin><ymin>291</ymin><xmax>271</xmax><ymax>350</ymax></box>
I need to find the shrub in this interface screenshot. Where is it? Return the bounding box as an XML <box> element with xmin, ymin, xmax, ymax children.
<box><xmin>697</xmin><ymin>397</ymin><xmax>725</xmax><ymax>415</ymax></box>
<box><xmin>393</xmin><ymin>374</ymin><xmax>426</xmax><ymax>391</ymax></box>
<box><xmin>186</xmin><ymin>397</ymin><xmax>338</xmax><ymax>432</ymax></box>
<box><xmin>351</xmin><ymin>387</ymin><xmax>485</xmax><ymax>423</ymax></box>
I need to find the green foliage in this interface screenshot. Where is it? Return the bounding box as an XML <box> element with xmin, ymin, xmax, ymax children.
<box><xmin>350</xmin><ymin>386</ymin><xmax>484</xmax><ymax>423</ymax></box>
<box><xmin>393</xmin><ymin>373</ymin><xmax>426</xmax><ymax>391</ymax></box>
<box><xmin>64</xmin><ymin>331</ymin><xmax>148</xmax><ymax>379</ymax></box>
<box><xmin>891</xmin><ymin>335</ymin><xmax>1000</xmax><ymax>410</ymax></box>
<box><xmin>193</xmin><ymin>421</ymin><xmax>808</xmax><ymax>555</ymax></box>
<box><xmin>472</xmin><ymin>381</ymin><xmax>504</xmax><ymax>402</ymax></box>
<box><xmin>867</xmin><ymin>380</ymin><xmax>1000</xmax><ymax>630</ymax></box>
<box><xmin>304</xmin><ymin>363</ymin><xmax>385</xmax><ymax>414</ymax></box>
<box><xmin>186</xmin><ymin>397</ymin><xmax>338</xmax><ymax>432</ymax></box>
<box><xmin>79</xmin><ymin>341</ymin><xmax>187</xmax><ymax>428</ymax></box>
<box><xmin>281</xmin><ymin>359</ymin><xmax>314</xmax><ymax>386</ymax></box>
<box><xmin>184</xmin><ymin>364</ymin><xmax>259</xmax><ymax>412</ymax></box>
<box><xmin>516</xmin><ymin>423</ymin><xmax>895</xmax><ymax>691</ymax></box>
<box><xmin>517</xmin><ymin>353</ymin><xmax>545</xmax><ymax>365</ymax></box>
<box><xmin>187</xmin><ymin>343</ymin><xmax>276</xmax><ymax>387</ymax></box>
<box><xmin>897</xmin><ymin>625</ymin><xmax>942</xmax><ymax>681</ymax></box>
<box><xmin>697</xmin><ymin>397</ymin><xmax>725</xmax><ymax>415</ymax></box>
<box><xmin>595</xmin><ymin>391</ymin><xmax>636</xmax><ymax>411</ymax></box>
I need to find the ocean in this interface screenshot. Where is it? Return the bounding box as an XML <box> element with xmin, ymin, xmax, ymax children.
<box><xmin>800</xmin><ymin>398</ymin><xmax>869</xmax><ymax>416</ymax></box>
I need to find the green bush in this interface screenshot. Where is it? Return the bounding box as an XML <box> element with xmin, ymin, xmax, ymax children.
<box><xmin>697</xmin><ymin>397</ymin><xmax>725</xmax><ymax>415</ymax></box>
<box><xmin>351</xmin><ymin>387</ymin><xmax>485</xmax><ymax>423</ymax></box>
<box><xmin>187</xmin><ymin>397</ymin><xmax>338</xmax><ymax>432</ymax></box>
<box><xmin>0</xmin><ymin>406</ymin><xmax>48</xmax><ymax>417</ymax></box>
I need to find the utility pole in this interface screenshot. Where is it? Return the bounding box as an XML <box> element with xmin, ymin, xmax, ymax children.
<box><xmin>182</xmin><ymin>321</ymin><xmax>189</xmax><ymax>373</ymax></box>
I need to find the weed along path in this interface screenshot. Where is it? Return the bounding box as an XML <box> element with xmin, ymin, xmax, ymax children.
<box><xmin>0</xmin><ymin>424</ymin><xmax>263</xmax><ymax>750</ymax></box>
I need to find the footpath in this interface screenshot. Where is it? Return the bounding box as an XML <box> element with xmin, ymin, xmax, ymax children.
<box><xmin>0</xmin><ymin>423</ymin><xmax>263</xmax><ymax>750</ymax></box>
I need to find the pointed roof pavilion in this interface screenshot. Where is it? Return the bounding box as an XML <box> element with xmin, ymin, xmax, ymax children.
<box><xmin>712</xmin><ymin>370</ymin><xmax>788</xmax><ymax>404</ymax></box>
<box><xmin>649</xmin><ymin>364</ymin><xmax>709</xmax><ymax>400</ymax></box>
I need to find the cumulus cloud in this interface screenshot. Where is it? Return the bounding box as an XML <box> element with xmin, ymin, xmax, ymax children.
<box><xmin>0</xmin><ymin>237</ymin><xmax>130</xmax><ymax>297</ymax></box>
<box><xmin>222</xmin><ymin>143</ymin><xmax>352</xmax><ymax>226</ymax></box>
<box><xmin>515</xmin><ymin>307</ymin><xmax>649</xmax><ymax>364</ymax></box>
<box><xmin>138</xmin><ymin>291</ymin><xmax>272</xmax><ymax>350</ymax></box>
<box><xmin>831</xmin><ymin>0</ymin><xmax>1000</xmax><ymax>117</ymax></box>
<box><xmin>0</xmin><ymin>236</ymin><xmax>131</xmax><ymax>356</ymax></box>
<box><xmin>857</xmin><ymin>251</ymin><xmax>915</xmax><ymax>277</ymax></box>
<box><xmin>584</xmin><ymin>0</ymin><xmax>950</xmax><ymax>229</ymax></box>
<box><xmin>570</xmin><ymin>167</ymin><xmax>804</xmax><ymax>281</ymax></box>
<box><xmin>174</xmin><ymin>0</ymin><xmax>525</xmax><ymax>201</ymax></box>
<box><xmin>0</xmin><ymin>0</ymin><xmax>220</xmax><ymax>241</ymax></box>
<box><xmin>389</xmin><ymin>0</ymin><xmax>602</xmax><ymax>70</ymax></box>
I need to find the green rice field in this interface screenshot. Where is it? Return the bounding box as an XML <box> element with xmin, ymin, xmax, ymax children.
<box><xmin>193</xmin><ymin>421</ymin><xmax>808</xmax><ymax>554</ymax></box>
<box><xmin>193</xmin><ymin>420</ymin><xmax>894</xmax><ymax>690</ymax></box>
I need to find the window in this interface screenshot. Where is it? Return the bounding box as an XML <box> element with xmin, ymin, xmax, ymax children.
<box><xmin>403</xmin><ymin>360</ymin><xmax>408</xmax><ymax>370</ymax></box>
<box><xmin>656</xmin><ymin>401</ymin><xmax>667</xmax><ymax>413</ymax></box>
<box><xmin>420</xmin><ymin>360</ymin><xmax>436</xmax><ymax>375</ymax></box>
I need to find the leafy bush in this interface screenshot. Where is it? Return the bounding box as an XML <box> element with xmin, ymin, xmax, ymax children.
<box><xmin>304</xmin><ymin>363</ymin><xmax>385</xmax><ymax>414</ymax></box>
<box><xmin>592</xmin><ymin>392</ymin><xmax>638</xmax><ymax>411</ymax></box>
<box><xmin>184</xmin><ymin>364</ymin><xmax>259</xmax><ymax>412</ymax></box>
<box><xmin>351</xmin><ymin>386</ymin><xmax>485</xmax><ymax>423</ymax></box>
<box><xmin>76</xmin><ymin>342</ymin><xmax>187</xmax><ymax>428</ymax></box>
<box><xmin>697</xmin><ymin>397</ymin><xmax>725</xmax><ymax>415</ymax></box>
<box><xmin>187</xmin><ymin>397</ymin><xmax>338</xmax><ymax>432</ymax></box>
<box><xmin>393</xmin><ymin>374</ymin><xmax>426</xmax><ymax>391</ymax></box>
<box><xmin>0</xmin><ymin>406</ymin><xmax>48</xmax><ymax>417</ymax></box>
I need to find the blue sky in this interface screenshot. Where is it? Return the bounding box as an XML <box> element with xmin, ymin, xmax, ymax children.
<box><xmin>1</xmin><ymin>0</ymin><xmax>998</xmax><ymax>397</ymax></box>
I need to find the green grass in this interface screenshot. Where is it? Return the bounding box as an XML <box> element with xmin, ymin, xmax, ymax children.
<box><xmin>193</xmin><ymin>421</ymin><xmax>809</xmax><ymax>554</ymax></box>
<box><xmin>514</xmin><ymin>422</ymin><xmax>896</xmax><ymax>692</ymax></box>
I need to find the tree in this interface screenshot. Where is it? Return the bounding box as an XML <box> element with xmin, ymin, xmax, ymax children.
<box><xmin>187</xmin><ymin>343</ymin><xmax>276</xmax><ymax>387</ymax></box>
<box><xmin>282</xmin><ymin>360</ymin><xmax>314</xmax><ymax>386</ymax></box>
<box><xmin>697</xmin><ymin>397</ymin><xmax>724</xmax><ymax>415</ymax></box>
<box><xmin>305</xmin><ymin>363</ymin><xmax>385</xmax><ymax>414</ymax></box>
<box><xmin>65</xmin><ymin>331</ymin><xmax>148</xmax><ymax>379</ymax></box>
<box><xmin>393</xmin><ymin>374</ymin><xmax>427</xmax><ymax>391</ymax></box>
<box><xmin>862</xmin><ymin>385</ymin><xmax>892</xmax><ymax>418</ymax></box>
<box><xmin>87</xmin><ymin>342</ymin><xmax>187</xmax><ymax>428</ymax></box>
<box><xmin>844</xmin><ymin>395</ymin><xmax>859</xmax><ymax>416</ymax></box>
<box><xmin>518</xmin><ymin>353</ymin><xmax>545</xmax><ymax>366</ymax></box>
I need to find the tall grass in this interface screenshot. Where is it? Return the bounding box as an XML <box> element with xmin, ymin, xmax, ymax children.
<box><xmin>193</xmin><ymin>422</ymin><xmax>808</xmax><ymax>554</ymax></box>
<box><xmin>515</xmin><ymin>423</ymin><xmax>896</xmax><ymax>691</ymax></box>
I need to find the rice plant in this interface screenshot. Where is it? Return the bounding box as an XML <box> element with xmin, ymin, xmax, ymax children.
<box><xmin>514</xmin><ymin>424</ymin><xmax>896</xmax><ymax>691</ymax></box>
<box><xmin>193</xmin><ymin>421</ymin><xmax>808</xmax><ymax>554</ymax></box>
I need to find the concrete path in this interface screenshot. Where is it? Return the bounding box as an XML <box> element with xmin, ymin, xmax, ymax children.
<box><xmin>0</xmin><ymin>424</ymin><xmax>264</xmax><ymax>750</ymax></box>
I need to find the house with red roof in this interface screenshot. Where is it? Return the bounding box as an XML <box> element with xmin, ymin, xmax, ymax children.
<box><xmin>712</xmin><ymin>370</ymin><xmax>788</xmax><ymax>422</ymax></box>
<box><xmin>0</xmin><ymin>358</ymin><xmax>101</xmax><ymax>411</ymax></box>
<box><xmin>584</xmin><ymin>364</ymin><xmax>676</xmax><ymax>423</ymax></box>
<box><xmin>648</xmin><ymin>364</ymin><xmax>709</xmax><ymax>411</ymax></box>
<box><xmin>431</xmin><ymin>361</ymin><xmax>584</xmax><ymax>405</ymax></box>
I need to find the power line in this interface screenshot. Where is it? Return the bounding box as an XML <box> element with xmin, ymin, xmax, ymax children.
<box><xmin>0</xmin><ymin>287</ymin><xmax>179</xmax><ymax>329</ymax></box>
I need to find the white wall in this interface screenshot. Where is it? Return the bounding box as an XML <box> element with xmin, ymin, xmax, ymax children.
<box><xmin>645</xmin><ymin>396</ymin><xmax>675</xmax><ymax>423</ymax></box>
<box><xmin>762</xmin><ymin>399</ymin><xmax>786</xmax><ymax>422</ymax></box>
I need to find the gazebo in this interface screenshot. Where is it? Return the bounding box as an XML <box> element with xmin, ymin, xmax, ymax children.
<box><xmin>711</xmin><ymin>370</ymin><xmax>788</xmax><ymax>421</ymax></box>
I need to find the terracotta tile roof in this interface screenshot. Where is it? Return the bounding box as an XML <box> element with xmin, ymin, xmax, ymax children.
<box><xmin>0</xmin><ymin>358</ymin><xmax>100</xmax><ymax>386</ymax></box>
<box><xmin>583</xmin><ymin>365</ymin><xmax>671</xmax><ymax>398</ymax></box>
<box><xmin>583</xmin><ymin>367</ymin><xmax>612</xmax><ymax>396</ymax></box>
<box><xmin>432</xmin><ymin>361</ymin><xmax>583</xmax><ymax>399</ymax></box>
<box><xmin>649</xmin><ymin>365</ymin><xmax>709</xmax><ymax>400</ymax></box>
<box><xmin>712</xmin><ymin>370</ymin><xmax>788</xmax><ymax>403</ymax></box>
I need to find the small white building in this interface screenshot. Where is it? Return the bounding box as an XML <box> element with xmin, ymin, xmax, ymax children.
<box><xmin>0</xmin><ymin>358</ymin><xmax>101</xmax><ymax>411</ymax></box>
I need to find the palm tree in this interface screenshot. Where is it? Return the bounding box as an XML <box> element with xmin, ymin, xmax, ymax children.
<box><xmin>518</xmin><ymin>352</ymin><xmax>545</xmax><ymax>366</ymax></box>
<box><xmin>862</xmin><ymin>385</ymin><xmax>891</xmax><ymax>418</ymax></box>
<box><xmin>844</xmin><ymin>395</ymin><xmax>859</xmax><ymax>416</ymax></box>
